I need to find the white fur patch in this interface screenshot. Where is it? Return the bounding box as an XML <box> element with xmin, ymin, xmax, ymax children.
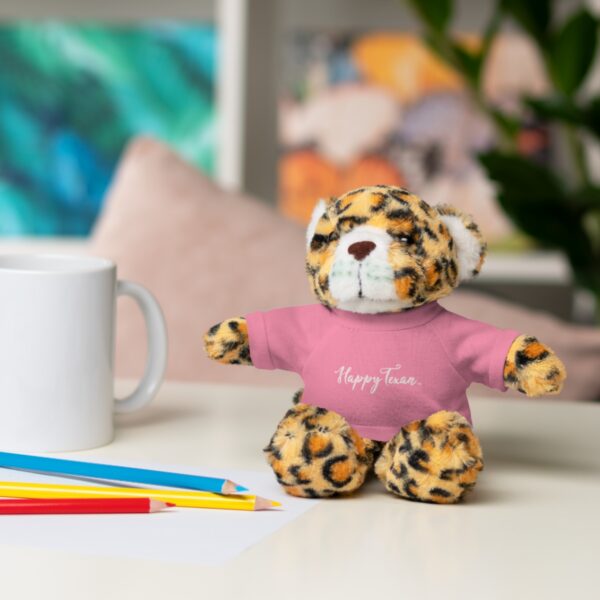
<box><xmin>329</xmin><ymin>225</ymin><xmax>406</xmax><ymax>313</ymax></box>
<box><xmin>439</xmin><ymin>215</ymin><xmax>482</xmax><ymax>281</ymax></box>
<box><xmin>306</xmin><ymin>199</ymin><xmax>327</xmax><ymax>249</ymax></box>
<box><xmin>336</xmin><ymin>297</ymin><xmax>406</xmax><ymax>313</ymax></box>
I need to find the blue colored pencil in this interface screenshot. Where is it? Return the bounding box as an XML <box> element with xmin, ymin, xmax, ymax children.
<box><xmin>0</xmin><ymin>452</ymin><xmax>248</xmax><ymax>495</ymax></box>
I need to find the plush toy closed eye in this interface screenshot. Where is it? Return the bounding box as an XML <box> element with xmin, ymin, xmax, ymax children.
<box><xmin>204</xmin><ymin>185</ymin><xmax>566</xmax><ymax>503</ymax></box>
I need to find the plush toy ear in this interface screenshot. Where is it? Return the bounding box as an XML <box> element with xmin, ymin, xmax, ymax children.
<box><xmin>436</xmin><ymin>205</ymin><xmax>487</xmax><ymax>282</ymax></box>
<box><xmin>306</xmin><ymin>199</ymin><xmax>328</xmax><ymax>248</ymax></box>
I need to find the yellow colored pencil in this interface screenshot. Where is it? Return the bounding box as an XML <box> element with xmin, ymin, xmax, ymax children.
<box><xmin>0</xmin><ymin>481</ymin><xmax>280</xmax><ymax>511</ymax></box>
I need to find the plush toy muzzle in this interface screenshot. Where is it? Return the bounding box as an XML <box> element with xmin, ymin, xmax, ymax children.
<box><xmin>329</xmin><ymin>224</ymin><xmax>403</xmax><ymax>313</ymax></box>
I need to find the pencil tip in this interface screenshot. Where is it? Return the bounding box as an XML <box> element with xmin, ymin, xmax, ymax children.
<box><xmin>149</xmin><ymin>500</ymin><xmax>173</xmax><ymax>512</ymax></box>
<box><xmin>222</xmin><ymin>480</ymin><xmax>248</xmax><ymax>494</ymax></box>
<box><xmin>254</xmin><ymin>496</ymin><xmax>281</xmax><ymax>511</ymax></box>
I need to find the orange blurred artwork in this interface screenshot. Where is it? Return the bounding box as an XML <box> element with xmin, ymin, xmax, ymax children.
<box><xmin>351</xmin><ymin>33</ymin><xmax>463</xmax><ymax>104</ymax></box>
<box><xmin>280</xmin><ymin>151</ymin><xmax>405</xmax><ymax>224</ymax></box>
<box><xmin>279</xmin><ymin>31</ymin><xmax>549</xmax><ymax>243</ymax></box>
<box><xmin>278</xmin><ymin>33</ymin><xmax>455</xmax><ymax>225</ymax></box>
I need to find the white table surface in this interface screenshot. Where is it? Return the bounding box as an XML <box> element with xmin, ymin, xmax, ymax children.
<box><xmin>1</xmin><ymin>380</ymin><xmax>598</xmax><ymax>600</ymax></box>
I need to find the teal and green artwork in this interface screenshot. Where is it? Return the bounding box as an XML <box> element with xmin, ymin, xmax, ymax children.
<box><xmin>0</xmin><ymin>22</ymin><xmax>217</xmax><ymax>236</ymax></box>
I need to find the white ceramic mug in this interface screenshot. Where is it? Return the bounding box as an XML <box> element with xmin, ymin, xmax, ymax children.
<box><xmin>0</xmin><ymin>254</ymin><xmax>167</xmax><ymax>452</ymax></box>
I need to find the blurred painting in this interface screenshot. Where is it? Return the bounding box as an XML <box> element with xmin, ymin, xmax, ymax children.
<box><xmin>279</xmin><ymin>32</ymin><xmax>550</xmax><ymax>248</ymax></box>
<box><xmin>0</xmin><ymin>21</ymin><xmax>216</xmax><ymax>236</ymax></box>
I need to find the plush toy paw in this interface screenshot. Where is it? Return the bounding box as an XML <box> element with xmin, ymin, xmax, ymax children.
<box><xmin>204</xmin><ymin>317</ymin><xmax>252</xmax><ymax>365</ymax></box>
<box><xmin>504</xmin><ymin>335</ymin><xmax>566</xmax><ymax>396</ymax></box>
<box><xmin>264</xmin><ymin>403</ymin><xmax>380</xmax><ymax>498</ymax></box>
<box><xmin>375</xmin><ymin>410</ymin><xmax>483</xmax><ymax>504</ymax></box>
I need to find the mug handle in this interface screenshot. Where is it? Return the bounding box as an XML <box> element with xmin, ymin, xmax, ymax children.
<box><xmin>114</xmin><ymin>280</ymin><xmax>168</xmax><ymax>414</ymax></box>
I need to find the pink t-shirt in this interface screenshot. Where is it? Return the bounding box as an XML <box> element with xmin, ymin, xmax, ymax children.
<box><xmin>246</xmin><ymin>302</ymin><xmax>519</xmax><ymax>441</ymax></box>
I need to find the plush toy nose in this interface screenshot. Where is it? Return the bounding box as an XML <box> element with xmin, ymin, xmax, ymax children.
<box><xmin>348</xmin><ymin>241</ymin><xmax>376</xmax><ymax>261</ymax></box>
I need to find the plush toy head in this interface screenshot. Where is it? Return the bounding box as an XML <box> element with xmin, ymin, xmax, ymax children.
<box><xmin>305</xmin><ymin>185</ymin><xmax>486</xmax><ymax>313</ymax></box>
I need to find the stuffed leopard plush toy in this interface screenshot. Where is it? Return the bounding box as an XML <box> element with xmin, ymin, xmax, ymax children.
<box><xmin>204</xmin><ymin>185</ymin><xmax>566</xmax><ymax>504</ymax></box>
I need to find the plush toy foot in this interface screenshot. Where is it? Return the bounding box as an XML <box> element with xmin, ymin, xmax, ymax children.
<box><xmin>264</xmin><ymin>403</ymin><xmax>379</xmax><ymax>498</ymax></box>
<box><xmin>375</xmin><ymin>410</ymin><xmax>483</xmax><ymax>504</ymax></box>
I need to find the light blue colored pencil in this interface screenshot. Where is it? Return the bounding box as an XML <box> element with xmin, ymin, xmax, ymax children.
<box><xmin>0</xmin><ymin>452</ymin><xmax>248</xmax><ymax>494</ymax></box>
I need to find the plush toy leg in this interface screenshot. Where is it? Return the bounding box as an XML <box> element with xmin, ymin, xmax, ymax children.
<box><xmin>375</xmin><ymin>410</ymin><xmax>483</xmax><ymax>504</ymax></box>
<box><xmin>264</xmin><ymin>404</ymin><xmax>380</xmax><ymax>498</ymax></box>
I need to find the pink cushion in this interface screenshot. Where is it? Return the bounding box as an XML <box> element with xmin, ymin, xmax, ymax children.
<box><xmin>91</xmin><ymin>136</ymin><xmax>600</xmax><ymax>401</ymax></box>
<box><xmin>91</xmin><ymin>137</ymin><xmax>312</xmax><ymax>387</ymax></box>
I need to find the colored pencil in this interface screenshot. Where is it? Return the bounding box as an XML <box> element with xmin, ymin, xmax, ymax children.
<box><xmin>0</xmin><ymin>481</ymin><xmax>280</xmax><ymax>511</ymax></box>
<box><xmin>0</xmin><ymin>497</ymin><xmax>172</xmax><ymax>515</ymax></box>
<box><xmin>0</xmin><ymin>451</ymin><xmax>247</xmax><ymax>494</ymax></box>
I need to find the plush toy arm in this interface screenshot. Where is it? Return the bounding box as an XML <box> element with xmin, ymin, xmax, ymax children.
<box><xmin>204</xmin><ymin>317</ymin><xmax>252</xmax><ymax>365</ymax></box>
<box><xmin>503</xmin><ymin>334</ymin><xmax>566</xmax><ymax>396</ymax></box>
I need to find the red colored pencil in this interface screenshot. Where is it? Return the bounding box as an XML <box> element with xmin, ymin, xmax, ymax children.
<box><xmin>0</xmin><ymin>497</ymin><xmax>174</xmax><ymax>515</ymax></box>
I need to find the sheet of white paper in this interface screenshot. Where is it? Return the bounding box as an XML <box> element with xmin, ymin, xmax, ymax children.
<box><xmin>0</xmin><ymin>462</ymin><xmax>319</xmax><ymax>565</ymax></box>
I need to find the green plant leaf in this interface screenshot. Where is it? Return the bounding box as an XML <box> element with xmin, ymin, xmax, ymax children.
<box><xmin>449</xmin><ymin>40</ymin><xmax>481</xmax><ymax>85</ymax></box>
<box><xmin>582</xmin><ymin>209</ymin><xmax>600</xmax><ymax>256</ymax></box>
<box><xmin>573</xmin><ymin>186</ymin><xmax>600</xmax><ymax>212</ymax></box>
<box><xmin>548</xmin><ymin>9</ymin><xmax>598</xmax><ymax>95</ymax></box>
<box><xmin>478</xmin><ymin>151</ymin><xmax>594</xmax><ymax>268</ymax></box>
<box><xmin>406</xmin><ymin>0</ymin><xmax>452</xmax><ymax>33</ymax></box>
<box><xmin>525</xmin><ymin>96</ymin><xmax>583</xmax><ymax>124</ymax></box>
<box><xmin>501</xmin><ymin>0</ymin><xmax>551</xmax><ymax>42</ymax></box>
<box><xmin>583</xmin><ymin>97</ymin><xmax>600</xmax><ymax>139</ymax></box>
<box><xmin>526</xmin><ymin>96</ymin><xmax>600</xmax><ymax>141</ymax></box>
<box><xmin>422</xmin><ymin>30</ymin><xmax>446</xmax><ymax>58</ymax></box>
<box><xmin>479</xmin><ymin>151</ymin><xmax>564</xmax><ymax>200</ymax></box>
<box><xmin>488</xmin><ymin>108</ymin><xmax>521</xmax><ymax>139</ymax></box>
